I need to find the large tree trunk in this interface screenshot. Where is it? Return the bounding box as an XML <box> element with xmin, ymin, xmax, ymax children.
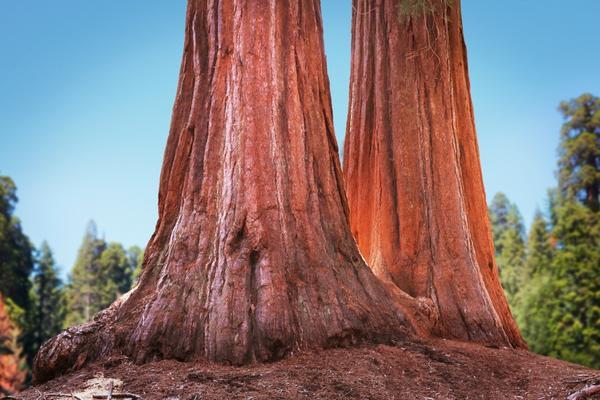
<box><xmin>343</xmin><ymin>0</ymin><xmax>526</xmax><ymax>348</ymax></box>
<box><xmin>33</xmin><ymin>0</ymin><xmax>424</xmax><ymax>383</ymax></box>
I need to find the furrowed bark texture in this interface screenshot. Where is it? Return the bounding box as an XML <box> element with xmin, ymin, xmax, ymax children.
<box><xmin>343</xmin><ymin>0</ymin><xmax>526</xmax><ymax>348</ymax></box>
<box><xmin>34</xmin><ymin>0</ymin><xmax>421</xmax><ymax>383</ymax></box>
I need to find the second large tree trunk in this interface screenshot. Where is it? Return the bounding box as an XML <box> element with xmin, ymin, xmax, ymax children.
<box><xmin>33</xmin><ymin>0</ymin><xmax>423</xmax><ymax>383</ymax></box>
<box><xmin>343</xmin><ymin>0</ymin><xmax>525</xmax><ymax>348</ymax></box>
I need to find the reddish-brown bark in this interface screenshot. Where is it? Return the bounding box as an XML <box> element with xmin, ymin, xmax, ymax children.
<box><xmin>33</xmin><ymin>0</ymin><xmax>425</xmax><ymax>383</ymax></box>
<box><xmin>343</xmin><ymin>0</ymin><xmax>526</xmax><ymax>348</ymax></box>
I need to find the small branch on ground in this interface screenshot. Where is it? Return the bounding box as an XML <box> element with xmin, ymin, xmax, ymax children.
<box><xmin>92</xmin><ymin>394</ymin><xmax>141</xmax><ymax>400</ymax></box>
<box><xmin>35</xmin><ymin>394</ymin><xmax>83</xmax><ymax>400</ymax></box>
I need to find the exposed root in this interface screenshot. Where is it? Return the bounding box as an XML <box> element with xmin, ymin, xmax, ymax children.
<box><xmin>567</xmin><ymin>384</ymin><xmax>600</xmax><ymax>400</ymax></box>
<box><xmin>32</xmin><ymin>295</ymin><xmax>127</xmax><ymax>384</ymax></box>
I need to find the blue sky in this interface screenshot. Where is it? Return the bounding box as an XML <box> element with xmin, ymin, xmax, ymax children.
<box><xmin>1</xmin><ymin>1</ymin><xmax>599</xmax><ymax>276</ymax></box>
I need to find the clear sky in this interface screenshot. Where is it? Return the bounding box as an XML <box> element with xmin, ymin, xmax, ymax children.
<box><xmin>1</xmin><ymin>1</ymin><xmax>599</xmax><ymax>276</ymax></box>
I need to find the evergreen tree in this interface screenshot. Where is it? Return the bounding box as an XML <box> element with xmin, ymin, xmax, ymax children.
<box><xmin>524</xmin><ymin>209</ymin><xmax>553</xmax><ymax>276</ymax></box>
<box><xmin>516</xmin><ymin>94</ymin><xmax>600</xmax><ymax>368</ymax></box>
<box><xmin>489</xmin><ymin>192</ymin><xmax>512</xmax><ymax>251</ymax></box>
<box><xmin>544</xmin><ymin>94</ymin><xmax>600</xmax><ymax>367</ymax></box>
<box><xmin>557</xmin><ymin>93</ymin><xmax>600</xmax><ymax>211</ymax></box>
<box><xmin>514</xmin><ymin>273</ymin><xmax>555</xmax><ymax>356</ymax></box>
<box><xmin>96</xmin><ymin>242</ymin><xmax>132</xmax><ymax>309</ymax></box>
<box><xmin>25</xmin><ymin>242</ymin><xmax>64</xmax><ymax>363</ymax></box>
<box><xmin>514</xmin><ymin>209</ymin><xmax>554</xmax><ymax>355</ymax></box>
<box><xmin>489</xmin><ymin>193</ymin><xmax>527</xmax><ymax>305</ymax></box>
<box><xmin>64</xmin><ymin>221</ymin><xmax>106</xmax><ymax>327</ymax></box>
<box><xmin>65</xmin><ymin>223</ymin><xmax>140</xmax><ymax>326</ymax></box>
<box><xmin>127</xmin><ymin>246</ymin><xmax>144</xmax><ymax>284</ymax></box>
<box><xmin>0</xmin><ymin>175</ymin><xmax>34</xmax><ymax>312</ymax></box>
<box><xmin>545</xmin><ymin>198</ymin><xmax>600</xmax><ymax>367</ymax></box>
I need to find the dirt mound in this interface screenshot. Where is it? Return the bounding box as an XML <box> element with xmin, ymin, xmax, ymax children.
<box><xmin>12</xmin><ymin>339</ymin><xmax>600</xmax><ymax>399</ymax></box>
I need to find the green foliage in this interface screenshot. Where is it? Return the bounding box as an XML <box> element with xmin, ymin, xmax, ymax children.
<box><xmin>127</xmin><ymin>246</ymin><xmax>144</xmax><ymax>284</ymax></box>
<box><xmin>0</xmin><ymin>175</ymin><xmax>141</xmax><ymax>370</ymax></box>
<box><xmin>2</xmin><ymin>297</ymin><xmax>28</xmax><ymax>374</ymax></box>
<box><xmin>25</xmin><ymin>242</ymin><xmax>65</xmax><ymax>364</ymax></box>
<box><xmin>0</xmin><ymin>176</ymin><xmax>34</xmax><ymax>311</ymax></box>
<box><xmin>513</xmin><ymin>209</ymin><xmax>555</xmax><ymax>356</ymax></box>
<box><xmin>544</xmin><ymin>198</ymin><xmax>600</xmax><ymax>367</ymax></box>
<box><xmin>493</xmin><ymin>191</ymin><xmax>600</xmax><ymax>370</ymax></box>
<box><xmin>557</xmin><ymin>93</ymin><xmax>600</xmax><ymax>211</ymax></box>
<box><xmin>0</xmin><ymin>175</ymin><xmax>34</xmax><ymax>373</ymax></box>
<box><xmin>65</xmin><ymin>222</ymin><xmax>136</xmax><ymax>327</ymax></box>
<box><xmin>491</xmin><ymin>94</ymin><xmax>600</xmax><ymax>369</ymax></box>
<box><xmin>96</xmin><ymin>242</ymin><xmax>132</xmax><ymax>307</ymax></box>
<box><xmin>65</xmin><ymin>221</ymin><xmax>107</xmax><ymax>326</ymax></box>
<box><xmin>489</xmin><ymin>193</ymin><xmax>526</xmax><ymax>305</ymax></box>
<box><xmin>514</xmin><ymin>274</ymin><xmax>554</xmax><ymax>356</ymax></box>
<box><xmin>2</xmin><ymin>298</ymin><xmax>25</xmax><ymax>340</ymax></box>
<box><xmin>489</xmin><ymin>192</ymin><xmax>511</xmax><ymax>249</ymax></box>
<box><xmin>524</xmin><ymin>209</ymin><xmax>553</xmax><ymax>276</ymax></box>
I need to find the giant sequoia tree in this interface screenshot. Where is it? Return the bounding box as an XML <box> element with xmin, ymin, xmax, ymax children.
<box><xmin>33</xmin><ymin>0</ymin><xmax>424</xmax><ymax>383</ymax></box>
<box><xmin>343</xmin><ymin>0</ymin><xmax>525</xmax><ymax>348</ymax></box>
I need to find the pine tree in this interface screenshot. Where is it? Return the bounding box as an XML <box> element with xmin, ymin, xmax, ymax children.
<box><xmin>513</xmin><ymin>273</ymin><xmax>555</xmax><ymax>356</ymax></box>
<box><xmin>489</xmin><ymin>192</ymin><xmax>512</xmax><ymax>250</ymax></box>
<box><xmin>127</xmin><ymin>246</ymin><xmax>144</xmax><ymax>284</ymax></box>
<box><xmin>515</xmin><ymin>94</ymin><xmax>600</xmax><ymax>368</ymax></box>
<box><xmin>496</xmin><ymin>205</ymin><xmax>527</xmax><ymax>303</ymax></box>
<box><xmin>0</xmin><ymin>175</ymin><xmax>34</xmax><ymax>312</ymax></box>
<box><xmin>65</xmin><ymin>221</ymin><xmax>106</xmax><ymax>326</ymax></box>
<box><xmin>524</xmin><ymin>210</ymin><xmax>553</xmax><ymax>276</ymax></box>
<box><xmin>65</xmin><ymin>223</ymin><xmax>141</xmax><ymax>327</ymax></box>
<box><xmin>546</xmin><ymin>198</ymin><xmax>600</xmax><ymax>367</ymax></box>
<box><xmin>558</xmin><ymin>93</ymin><xmax>600</xmax><ymax>211</ymax></box>
<box><xmin>488</xmin><ymin>193</ymin><xmax>527</xmax><ymax>305</ymax></box>
<box><xmin>544</xmin><ymin>93</ymin><xmax>600</xmax><ymax>367</ymax></box>
<box><xmin>26</xmin><ymin>242</ymin><xmax>65</xmax><ymax>364</ymax></box>
<box><xmin>96</xmin><ymin>242</ymin><xmax>132</xmax><ymax>309</ymax></box>
<box><xmin>514</xmin><ymin>209</ymin><xmax>554</xmax><ymax>355</ymax></box>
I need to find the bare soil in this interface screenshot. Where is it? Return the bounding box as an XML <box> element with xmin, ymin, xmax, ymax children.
<box><xmin>13</xmin><ymin>339</ymin><xmax>600</xmax><ymax>399</ymax></box>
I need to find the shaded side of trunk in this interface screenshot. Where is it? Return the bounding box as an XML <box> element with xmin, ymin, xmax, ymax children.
<box><xmin>343</xmin><ymin>0</ymin><xmax>525</xmax><ymax>348</ymax></box>
<box><xmin>34</xmin><ymin>0</ymin><xmax>424</xmax><ymax>383</ymax></box>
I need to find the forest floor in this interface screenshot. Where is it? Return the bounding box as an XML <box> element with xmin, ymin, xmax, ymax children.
<box><xmin>13</xmin><ymin>338</ymin><xmax>600</xmax><ymax>400</ymax></box>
